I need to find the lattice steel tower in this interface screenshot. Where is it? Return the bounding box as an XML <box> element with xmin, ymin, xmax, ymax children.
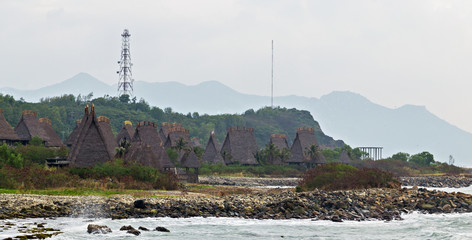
<box><xmin>117</xmin><ymin>29</ymin><xmax>134</xmax><ymax>97</ymax></box>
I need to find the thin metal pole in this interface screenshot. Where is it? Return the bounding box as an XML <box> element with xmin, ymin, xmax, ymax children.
<box><xmin>271</xmin><ymin>40</ymin><xmax>274</xmax><ymax>108</ymax></box>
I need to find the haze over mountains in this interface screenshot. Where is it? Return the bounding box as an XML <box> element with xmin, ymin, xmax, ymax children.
<box><xmin>2</xmin><ymin>73</ymin><xmax>471</xmax><ymax>166</ymax></box>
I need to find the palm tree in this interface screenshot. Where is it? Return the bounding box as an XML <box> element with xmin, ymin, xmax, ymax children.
<box><xmin>278</xmin><ymin>148</ymin><xmax>291</xmax><ymax>165</ymax></box>
<box><xmin>264</xmin><ymin>143</ymin><xmax>279</xmax><ymax>165</ymax></box>
<box><xmin>305</xmin><ymin>144</ymin><xmax>323</xmax><ymax>168</ymax></box>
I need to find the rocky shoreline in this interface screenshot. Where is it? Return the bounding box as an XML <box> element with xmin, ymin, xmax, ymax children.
<box><xmin>1</xmin><ymin>187</ymin><xmax>472</xmax><ymax>222</ymax></box>
<box><xmin>199</xmin><ymin>176</ymin><xmax>298</xmax><ymax>187</ymax></box>
<box><xmin>401</xmin><ymin>176</ymin><xmax>472</xmax><ymax>188</ymax></box>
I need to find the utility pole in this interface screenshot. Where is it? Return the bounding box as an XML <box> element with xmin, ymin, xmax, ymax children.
<box><xmin>271</xmin><ymin>40</ymin><xmax>274</xmax><ymax>108</ymax></box>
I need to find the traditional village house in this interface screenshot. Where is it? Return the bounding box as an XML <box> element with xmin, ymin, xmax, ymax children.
<box><xmin>269</xmin><ymin>134</ymin><xmax>289</xmax><ymax>165</ymax></box>
<box><xmin>116</xmin><ymin>120</ymin><xmax>135</xmax><ymax>145</ymax></box>
<box><xmin>163</xmin><ymin>126</ymin><xmax>191</xmax><ymax>163</ymax></box>
<box><xmin>14</xmin><ymin>110</ymin><xmax>50</xmax><ymax>145</ymax></box>
<box><xmin>220</xmin><ymin>126</ymin><xmax>259</xmax><ymax>165</ymax></box>
<box><xmin>287</xmin><ymin>127</ymin><xmax>323</xmax><ymax>167</ymax></box>
<box><xmin>38</xmin><ymin>118</ymin><xmax>64</xmax><ymax>147</ymax></box>
<box><xmin>125</xmin><ymin>141</ymin><xmax>163</xmax><ymax>170</ymax></box>
<box><xmin>67</xmin><ymin>105</ymin><xmax>118</xmax><ymax>167</ymax></box>
<box><xmin>159</xmin><ymin>122</ymin><xmax>182</xmax><ymax>142</ymax></box>
<box><xmin>201</xmin><ymin>131</ymin><xmax>225</xmax><ymax>165</ymax></box>
<box><xmin>130</xmin><ymin>121</ymin><xmax>173</xmax><ymax>171</ymax></box>
<box><xmin>0</xmin><ymin>109</ymin><xmax>19</xmax><ymax>145</ymax></box>
<box><xmin>65</xmin><ymin>120</ymin><xmax>81</xmax><ymax>148</ymax></box>
<box><xmin>180</xmin><ymin>150</ymin><xmax>201</xmax><ymax>183</ymax></box>
<box><xmin>338</xmin><ymin>150</ymin><xmax>351</xmax><ymax>164</ymax></box>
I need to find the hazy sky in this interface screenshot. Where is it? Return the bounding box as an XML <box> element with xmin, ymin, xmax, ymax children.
<box><xmin>2</xmin><ymin>0</ymin><xmax>472</xmax><ymax>133</ymax></box>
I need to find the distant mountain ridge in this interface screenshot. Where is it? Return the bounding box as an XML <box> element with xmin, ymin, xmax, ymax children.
<box><xmin>2</xmin><ymin>73</ymin><xmax>471</xmax><ymax>165</ymax></box>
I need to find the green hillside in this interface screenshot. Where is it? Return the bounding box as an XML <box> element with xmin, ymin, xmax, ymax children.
<box><xmin>0</xmin><ymin>94</ymin><xmax>344</xmax><ymax>148</ymax></box>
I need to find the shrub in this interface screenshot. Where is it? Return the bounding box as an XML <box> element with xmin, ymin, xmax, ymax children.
<box><xmin>0</xmin><ymin>144</ymin><xmax>23</xmax><ymax>168</ymax></box>
<box><xmin>298</xmin><ymin>163</ymin><xmax>400</xmax><ymax>191</ymax></box>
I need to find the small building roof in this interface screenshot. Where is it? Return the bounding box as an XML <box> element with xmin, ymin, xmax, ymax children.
<box><xmin>201</xmin><ymin>132</ymin><xmax>224</xmax><ymax>165</ymax></box>
<box><xmin>159</xmin><ymin>122</ymin><xmax>182</xmax><ymax>143</ymax></box>
<box><xmin>116</xmin><ymin>121</ymin><xmax>135</xmax><ymax>145</ymax></box>
<box><xmin>270</xmin><ymin>134</ymin><xmax>289</xmax><ymax>149</ymax></box>
<box><xmin>65</xmin><ymin>119</ymin><xmax>81</xmax><ymax>147</ymax></box>
<box><xmin>0</xmin><ymin>109</ymin><xmax>19</xmax><ymax>141</ymax></box>
<box><xmin>181</xmin><ymin>150</ymin><xmax>201</xmax><ymax>168</ymax></box>
<box><xmin>338</xmin><ymin>150</ymin><xmax>351</xmax><ymax>164</ymax></box>
<box><xmin>14</xmin><ymin>110</ymin><xmax>49</xmax><ymax>143</ymax></box>
<box><xmin>220</xmin><ymin>126</ymin><xmax>259</xmax><ymax>165</ymax></box>
<box><xmin>38</xmin><ymin>118</ymin><xmax>64</xmax><ymax>147</ymax></box>
<box><xmin>287</xmin><ymin>127</ymin><xmax>317</xmax><ymax>164</ymax></box>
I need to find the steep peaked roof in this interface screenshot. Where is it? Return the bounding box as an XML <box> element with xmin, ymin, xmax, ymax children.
<box><xmin>67</xmin><ymin>105</ymin><xmax>118</xmax><ymax>167</ymax></box>
<box><xmin>287</xmin><ymin>127</ymin><xmax>317</xmax><ymax>164</ymax></box>
<box><xmin>338</xmin><ymin>150</ymin><xmax>351</xmax><ymax>164</ymax></box>
<box><xmin>132</xmin><ymin>121</ymin><xmax>174</xmax><ymax>170</ymax></box>
<box><xmin>38</xmin><ymin>118</ymin><xmax>64</xmax><ymax>147</ymax></box>
<box><xmin>125</xmin><ymin>142</ymin><xmax>162</xmax><ymax>169</ymax></box>
<box><xmin>191</xmin><ymin>137</ymin><xmax>201</xmax><ymax>147</ymax></box>
<box><xmin>14</xmin><ymin>110</ymin><xmax>49</xmax><ymax>143</ymax></box>
<box><xmin>65</xmin><ymin>120</ymin><xmax>81</xmax><ymax>147</ymax></box>
<box><xmin>159</xmin><ymin>122</ymin><xmax>182</xmax><ymax>143</ymax></box>
<box><xmin>97</xmin><ymin>116</ymin><xmax>117</xmax><ymax>156</ymax></box>
<box><xmin>220</xmin><ymin>126</ymin><xmax>259</xmax><ymax>165</ymax></box>
<box><xmin>0</xmin><ymin>109</ymin><xmax>19</xmax><ymax>141</ymax></box>
<box><xmin>116</xmin><ymin>121</ymin><xmax>135</xmax><ymax>145</ymax></box>
<box><xmin>202</xmin><ymin>132</ymin><xmax>224</xmax><ymax>165</ymax></box>
<box><xmin>270</xmin><ymin>134</ymin><xmax>289</xmax><ymax>149</ymax></box>
<box><xmin>181</xmin><ymin>150</ymin><xmax>201</xmax><ymax>168</ymax></box>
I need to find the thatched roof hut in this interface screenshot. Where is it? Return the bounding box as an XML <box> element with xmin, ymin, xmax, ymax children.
<box><xmin>0</xmin><ymin>109</ymin><xmax>19</xmax><ymax>144</ymax></box>
<box><xmin>67</xmin><ymin>105</ymin><xmax>118</xmax><ymax>167</ymax></box>
<box><xmin>163</xmin><ymin>127</ymin><xmax>190</xmax><ymax>149</ymax></box>
<box><xmin>116</xmin><ymin>121</ymin><xmax>134</xmax><ymax>145</ymax></box>
<box><xmin>220</xmin><ymin>126</ymin><xmax>259</xmax><ymax>165</ymax></box>
<box><xmin>38</xmin><ymin>118</ymin><xmax>64</xmax><ymax>147</ymax></box>
<box><xmin>14</xmin><ymin>110</ymin><xmax>49</xmax><ymax>145</ymax></box>
<box><xmin>181</xmin><ymin>150</ymin><xmax>201</xmax><ymax>169</ymax></box>
<box><xmin>125</xmin><ymin>141</ymin><xmax>162</xmax><ymax>169</ymax></box>
<box><xmin>287</xmin><ymin>127</ymin><xmax>317</xmax><ymax>165</ymax></box>
<box><xmin>159</xmin><ymin>122</ymin><xmax>182</xmax><ymax>142</ymax></box>
<box><xmin>131</xmin><ymin>121</ymin><xmax>174</xmax><ymax>170</ymax></box>
<box><xmin>201</xmin><ymin>132</ymin><xmax>224</xmax><ymax>165</ymax></box>
<box><xmin>97</xmin><ymin>116</ymin><xmax>117</xmax><ymax>155</ymax></box>
<box><xmin>65</xmin><ymin>120</ymin><xmax>81</xmax><ymax>147</ymax></box>
<box><xmin>338</xmin><ymin>150</ymin><xmax>351</xmax><ymax>164</ymax></box>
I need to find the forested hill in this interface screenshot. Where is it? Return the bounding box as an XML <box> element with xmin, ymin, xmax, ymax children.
<box><xmin>0</xmin><ymin>94</ymin><xmax>344</xmax><ymax>148</ymax></box>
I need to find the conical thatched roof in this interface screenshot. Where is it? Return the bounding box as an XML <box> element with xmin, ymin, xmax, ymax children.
<box><xmin>116</xmin><ymin>121</ymin><xmax>135</xmax><ymax>145</ymax></box>
<box><xmin>338</xmin><ymin>150</ymin><xmax>351</xmax><ymax>164</ymax></box>
<box><xmin>65</xmin><ymin>120</ymin><xmax>81</xmax><ymax>147</ymax></box>
<box><xmin>14</xmin><ymin>110</ymin><xmax>49</xmax><ymax>144</ymax></box>
<box><xmin>181</xmin><ymin>150</ymin><xmax>201</xmax><ymax>168</ymax></box>
<box><xmin>316</xmin><ymin>152</ymin><xmax>327</xmax><ymax>165</ymax></box>
<box><xmin>201</xmin><ymin>132</ymin><xmax>224</xmax><ymax>165</ymax></box>
<box><xmin>159</xmin><ymin>122</ymin><xmax>182</xmax><ymax>142</ymax></box>
<box><xmin>0</xmin><ymin>109</ymin><xmax>19</xmax><ymax>142</ymax></box>
<box><xmin>270</xmin><ymin>134</ymin><xmax>289</xmax><ymax>149</ymax></box>
<box><xmin>125</xmin><ymin>142</ymin><xmax>162</xmax><ymax>169</ymax></box>
<box><xmin>132</xmin><ymin>121</ymin><xmax>174</xmax><ymax>170</ymax></box>
<box><xmin>38</xmin><ymin>118</ymin><xmax>64</xmax><ymax>147</ymax></box>
<box><xmin>287</xmin><ymin>127</ymin><xmax>317</xmax><ymax>164</ymax></box>
<box><xmin>67</xmin><ymin>105</ymin><xmax>118</xmax><ymax>167</ymax></box>
<box><xmin>191</xmin><ymin>137</ymin><xmax>201</xmax><ymax>147</ymax></box>
<box><xmin>220</xmin><ymin>126</ymin><xmax>259</xmax><ymax>165</ymax></box>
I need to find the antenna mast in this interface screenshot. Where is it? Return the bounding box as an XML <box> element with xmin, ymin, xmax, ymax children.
<box><xmin>117</xmin><ymin>29</ymin><xmax>134</xmax><ymax>97</ymax></box>
<box><xmin>271</xmin><ymin>40</ymin><xmax>274</xmax><ymax>108</ymax></box>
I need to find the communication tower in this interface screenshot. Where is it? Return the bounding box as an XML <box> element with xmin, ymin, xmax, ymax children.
<box><xmin>117</xmin><ymin>29</ymin><xmax>134</xmax><ymax>97</ymax></box>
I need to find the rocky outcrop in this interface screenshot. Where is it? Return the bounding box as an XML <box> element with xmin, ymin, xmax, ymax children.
<box><xmin>401</xmin><ymin>176</ymin><xmax>472</xmax><ymax>188</ymax></box>
<box><xmin>1</xmin><ymin>187</ymin><xmax>472</xmax><ymax>222</ymax></box>
<box><xmin>87</xmin><ymin>224</ymin><xmax>112</xmax><ymax>234</ymax></box>
<box><xmin>199</xmin><ymin>176</ymin><xmax>298</xmax><ymax>187</ymax></box>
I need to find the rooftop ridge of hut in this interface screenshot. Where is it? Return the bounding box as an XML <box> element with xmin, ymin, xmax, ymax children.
<box><xmin>22</xmin><ymin>110</ymin><xmax>37</xmax><ymax>118</ymax></box>
<box><xmin>202</xmin><ymin>132</ymin><xmax>224</xmax><ymax>165</ymax></box>
<box><xmin>97</xmin><ymin>116</ymin><xmax>110</xmax><ymax>124</ymax></box>
<box><xmin>227</xmin><ymin>126</ymin><xmax>254</xmax><ymax>132</ymax></box>
<box><xmin>137</xmin><ymin>121</ymin><xmax>157</xmax><ymax>128</ymax></box>
<box><xmin>67</xmin><ymin>105</ymin><xmax>118</xmax><ymax>167</ymax></box>
<box><xmin>0</xmin><ymin>108</ymin><xmax>19</xmax><ymax>143</ymax></box>
<box><xmin>270</xmin><ymin>134</ymin><xmax>287</xmax><ymax>139</ymax></box>
<box><xmin>297</xmin><ymin>127</ymin><xmax>314</xmax><ymax>133</ymax></box>
<box><xmin>124</xmin><ymin>120</ymin><xmax>132</xmax><ymax>126</ymax></box>
<box><xmin>168</xmin><ymin>127</ymin><xmax>189</xmax><ymax>134</ymax></box>
<box><xmin>38</xmin><ymin>118</ymin><xmax>51</xmax><ymax>125</ymax></box>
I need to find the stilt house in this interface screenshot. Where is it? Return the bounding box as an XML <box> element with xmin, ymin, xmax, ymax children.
<box><xmin>180</xmin><ymin>150</ymin><xmax>201</xmax><ymax>183</ymax></box>
<box><xmin>67</xmin><ymin>105</ymin><xmax>118</xmax><ymax>167</ymax></box>
<box><xmin>116</xmin><ymin>121</ymin><xmax>135</xmax><ymax>145</ymax></box>
<box><xmin>38</xmin><ymin>118</ymin><xmax>64</xmax><ymax>147</ymax></box>
<box><xmin>14</xmin><ymin>110</ymin><xmax>49</xmax><ymax>145</ymax></box>
<box><xmin>201</xmin><ymin>132</ymin><xmax>224</xmax><ymax>165</ymax></box>
<box><xmin>0</xmin><ymin>109</ymin><xmax>19</xmax><ymax>145</ymax></box>
<box><xmin>220</xmin><ymin>126</ymin><xmax>259</xmax><ymax>165</ymax></box>
<box><xmin>288</xmin><ymin>127</ymin><xmax>318</xmax><ymax>165</ymax></box>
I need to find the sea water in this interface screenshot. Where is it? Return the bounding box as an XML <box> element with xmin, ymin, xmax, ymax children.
<box><xmin>1</xmin><ymin>186</ymin><xmax>472</xmax><ymax>240</ymax></box>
